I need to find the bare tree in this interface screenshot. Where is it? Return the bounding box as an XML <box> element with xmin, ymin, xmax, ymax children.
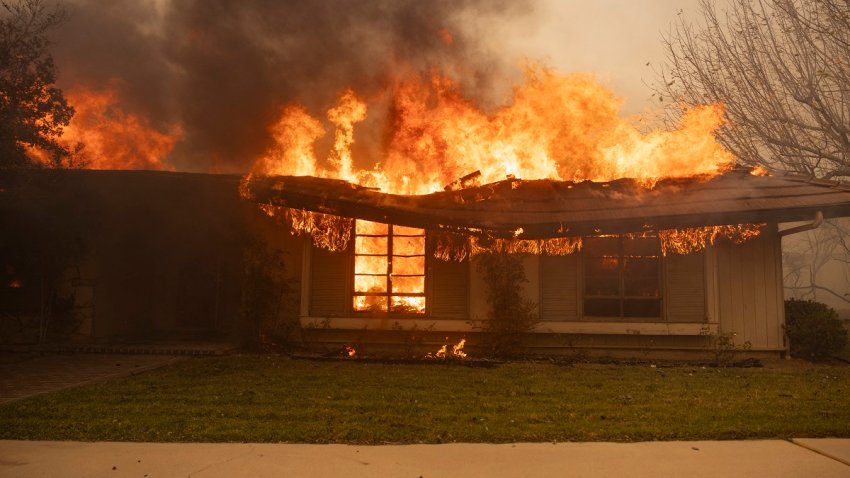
<box><xmin>0</xmin><ymin>0</ymin><xmax>73</xmax><ymax>169</ymax></box>
<box><xmin>659</xmin><ymin>0</ymin><xmax>850</xmax><ymax>180</ymax></box>
<box><xmin>784</xmin><ymin>218</ymin><xmax>850</xmax><ymax>306</ymax></box>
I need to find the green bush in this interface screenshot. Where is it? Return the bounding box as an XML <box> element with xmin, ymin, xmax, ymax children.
<box><xmin>475</xmin><ymin>253</ymin><xmax>538</xmax><ymax>356</ymax></box>
<box><xmin>785</xmin><ymin>299</ymin><xmax>848</xmax><ymax>361</ymax></box>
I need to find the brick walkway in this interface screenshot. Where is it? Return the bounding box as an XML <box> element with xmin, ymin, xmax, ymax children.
<box><xmin>0</xmin><ymin>353</ymin><xmax>183</xmax><ymax>404</ymax></box>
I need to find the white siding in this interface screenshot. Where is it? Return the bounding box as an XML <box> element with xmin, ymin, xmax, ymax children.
<box><xmin>469</xmin><ymin>255</ymin><xmax>539</xmax><ymax>320</ymax></box>
<box><xmin>714</xmin><ymin>228</ymin><xmax>785</xmax><ymax>350</ymax></box>
<box><xmin>309</xmin><ymin>247</ymin><xmax>349</xmax><ymax>316</ymax></box>
<box><xmin>540</xmin><ymin>254</ymin><xmax>580</xmax><ymax>321</ymax></box>
<box><xmin>664</xmin><ymin>251</ymin><xmax>707</xmax><ymax>323</ymax></box>
<box><xmin>428</xmin><ymin>257</ymin><xmax>469</xmax><ymax>319</ymax></box>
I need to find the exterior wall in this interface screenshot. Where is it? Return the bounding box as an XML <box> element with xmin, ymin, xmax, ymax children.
<box><xmin>469</xmin><ymin>254</ymin><xmax>539</xmax><ymax>322</ymax></box>
<box><xmin>427</xmin><ymin>255</ymin><xmax>470</xmax><ymax>319</ymax></box>
<box><xmin>540</xmin><ymin>254</ymin><xmax>579</xmax><ymax>321</ymax></box>
<box><xmin>301</xmin><ymin>241</ymin><xmax>474</xmax><ymax>330</ymax></box>
<box><xmin>711</xmin><ymin>226</ymin><xmax>785</xmax><ymax>351</ymax></box>
<box><xmin>535</xmin><ymin>249</ymin><xmax>712</xmax><ymax>338</ymax></box>
<box><xmin>299</xmin><ymin>224</ymin><xmax>785</xmax><ymax>355</ymax></box>
<box><xmin>1</xmin><ymin>170</ymin><xmax>303</xmax><ymax>344</ymax></box>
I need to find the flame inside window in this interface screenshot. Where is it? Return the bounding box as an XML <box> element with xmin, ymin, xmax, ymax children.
<box><xmin>353</xmin><ymin>221</ymin><xmax>426</xmax><ymax>313</ymax></box>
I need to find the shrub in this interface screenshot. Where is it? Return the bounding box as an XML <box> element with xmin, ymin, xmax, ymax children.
<box><xmin>242</xmin><ymin>242</ymin><xmax>298</xmax><ymax>350</ymax></box>
<box><xmin>785</xmin><ymin>299</ymin><xmax>848</xmax><ymax>361</ymax></box>
<box><xmin>475</xmin><ymin>253</ymin><xmax>538</xmax><ymax>356</ymax></box>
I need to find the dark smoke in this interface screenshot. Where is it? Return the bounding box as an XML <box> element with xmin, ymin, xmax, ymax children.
<box><xmin>52</xmin><ymin>0</ymin><xmax>532</xmax><ymax>173</ymax></box>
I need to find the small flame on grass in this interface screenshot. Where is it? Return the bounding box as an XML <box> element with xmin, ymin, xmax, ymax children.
<box><xmin>427</xmin><ymin>338</ymin><xmax>467</xmax><ymax>359</ymax></box>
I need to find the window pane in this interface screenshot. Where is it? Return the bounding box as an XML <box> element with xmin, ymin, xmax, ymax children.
<box><xmin>624</xmin><ymin>257</ymin><xmax>658</xmax><ymax>276</ymax></box>
<box><xmin>354</xmin><ymin>295</ymin><xmax>387</xmax><ymax>312</ymax></box>
<box><xmin>355</xmin><ymin>255</ymin><xmax>387</xmax><ymax>275</ymax></box>
<box><xmin>585</xmin><ymin>256</ymin><xmax>620</xmax><ymax>296</ymax></box>
<box><xmin>392</xmin><ymin>256</ymin><xmax>425</xmax><ymax>276</ymax></box>
<box><xmin>355</xmin><ymin>236</ymin><xmax>388</xmax><ymax>253</ymax></box>
<box><xmin>584</xmin><ymin>298</ymin><xmax>621</xmax><ymax>317</ymax></box>
<box><xmin>393</xmin><ymin>225</ymin><xmax>424</xmax><ymax>236</ymax></box>
<box><xmin>623</xmin><ymin>236</ymin><xmax>659</xmax><ymax>256</ymax></box>
<box><xmin>392</xmin><ymin>275</ymin><xmax>424</xmax><ymax>293</ymax></box>
<box><xmin>624</xmin><ymin>277</ymin><xmax>659</xmax><ymax>297</ymax></box>
<box><xmin>584</xmin><ymin>237</ymin><xmax>619</xmax><ymax>256</ymax></box>
<box><xmin>623</xmin><ymin>299</ymin><xmax>661</xmax><ymax>317</ymax></box>
<box><xmin>394</xmin><ymin>236</ymin><xmax>425</xmax><ymax>256</ymax></box>
<box><xmin>623</xmin><ymin>257</ymin><xmax>659</xmax><ymax>296</ymax></box>
<box><xmin>585</xmin><ymin>275</ymin><xmax>620</xmax><ymax>296</ymax></box>
<box><xmin>354</xmin><ymin>275</ymin><xmax>387</xmax><ymax>293</ymax></box>
<box><xmin>587</xmin><ymin>256</ymin><xmax>620</xmax><ymax>273</ymax></box>
<box><xmin>391</xmin><ymin>296</ymin><xmax>425</xmax><ymax>313</ymax></box>
<box><xmin>356</xmin><ymin>220</ymin><xmax>388</xmax><ymax>235</ymax></box>
<box><xmin>353</xmin><ymin>222</ymin><xmax>427</xmax><ymax>315</ymax></box>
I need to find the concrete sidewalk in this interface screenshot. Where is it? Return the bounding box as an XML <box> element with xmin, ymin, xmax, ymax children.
<box><xmin>1</xmin><ymin>439</ymin><xmax>849</xmax><ymax>477</ymax></box>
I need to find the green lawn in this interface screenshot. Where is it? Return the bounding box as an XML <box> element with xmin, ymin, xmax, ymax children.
<box><xmin>1</xmin><ymin>356</ymin><xmax>849</xmax><ymax>443</ymax></box>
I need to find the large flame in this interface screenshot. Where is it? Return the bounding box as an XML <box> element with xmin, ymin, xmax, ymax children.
<box><xmin>352</xmin><ymin>220</ymin><xmax>426</xmax><ymax>313</ymax></box>
<box><xmin>248</xmin><ymin>65</ymin><xmax>762</xmax><ymax>273</ymax></box>
<box><xmin>252</xmin><ymin>65</ymin><xmax>734</xmax><ymax>193</ymax></box>
<box><xmin>28</xmin><ymin>85</ymin><xmax>182</xmax><ymax>170</ymax></box>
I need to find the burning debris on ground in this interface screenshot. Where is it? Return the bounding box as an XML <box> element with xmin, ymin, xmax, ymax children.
<box><xmin>426</xmin><ymin>338</ymin><xmax>468</xmax><ymax>360</ymax></box>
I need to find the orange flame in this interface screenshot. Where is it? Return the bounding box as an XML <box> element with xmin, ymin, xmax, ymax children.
<box><xmin>750</xmin><ymin>165</ymin><xmax>769</xmax><ymax>176</ymax></box>
<box><xmin>248</xmin><ymin>65</ymin><xmax>759</xmax><ymax>263</ymax></box>
<box><xmin>252</xmin><ymin>65</ymin><xmax>734</xmax><ymax>194</ymax></box>
<box><xmin>352</xmin><ymin>221</ymin><xmax>426</xmax><ymax>313</ymax></box>
<box><xmin>427</xmin><ymin>338</ymin><xmax>467</xmax><ymax>359</ymax></box>
<box><xmin>659</xmin><ymin>224</ymin><xmax>764</xmax><ymax>255</ymax></box>
<box><xmin>28</xmin><ymin>84</ymin><xmax>182</xmax><ymax>170</ymax></box>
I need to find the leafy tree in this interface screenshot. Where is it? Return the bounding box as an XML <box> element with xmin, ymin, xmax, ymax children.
<box><xmin>0</xmin><ymin>0</ymin><xmax>73</xmax><ymax>169</ymax></box>
<box><xmin>659</xmin><ymin>0</ymin><xmax>850</xmax><ymax>180</ymax></box>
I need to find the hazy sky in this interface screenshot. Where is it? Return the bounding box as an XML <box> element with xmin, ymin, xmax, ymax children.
<box><xmin>492</xmin><ymin>0</ymin><xmax>710</xmax><ymax>115</ymax></box>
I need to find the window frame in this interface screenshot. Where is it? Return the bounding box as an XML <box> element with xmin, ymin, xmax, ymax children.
<box><xmin>350</xmin><ymin>221</ymin><xmax>427</xmax><ymax>315</ymax></box>
<box><xmin>581</xmin><ymin>234</ymin><xmax>663</xmax><ymax>321</ymax></box>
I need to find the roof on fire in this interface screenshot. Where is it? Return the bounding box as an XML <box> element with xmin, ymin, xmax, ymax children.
<box><xmin>245</xmin><ymin>168</ymin><xmax>850</xmax><ymax>238</ymax></box>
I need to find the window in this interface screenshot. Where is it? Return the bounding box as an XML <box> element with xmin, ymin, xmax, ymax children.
<box><xmin>352</xmin><ymin>220</ymin><xmax>426</xmax><ymax>313</ymax></box>
<box><xmin>583</xmin><ymin>235</ymin><xmax>661</xmax><ymax>318</ymax></box>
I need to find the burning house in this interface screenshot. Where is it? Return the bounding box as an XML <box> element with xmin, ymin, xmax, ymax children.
<box><xmin>241</xmin><ymin>168</ymin><xmax>850</xmax><ymax>357</ymax></box>
<box><xmin>4</xmin><ymin>68</ymin><xmax>850</xmax><ymax>358</ymax></box>
<box><xmin>2</xmin><ymin>166</ymin><xmax>849</xmax><ymax>358</ymax></box>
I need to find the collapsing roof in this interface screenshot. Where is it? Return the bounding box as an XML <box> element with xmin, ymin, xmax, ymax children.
<box><xmin>245</xmin><ymin>168</ymin><xmax>850</xmax><ymax>239</ymax></box>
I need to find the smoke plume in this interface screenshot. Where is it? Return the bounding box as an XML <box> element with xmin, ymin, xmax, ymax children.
<box><xmin>52</xmin><ymin>0</ymin><xmax>532</xmax><ymax>172</ymax></box>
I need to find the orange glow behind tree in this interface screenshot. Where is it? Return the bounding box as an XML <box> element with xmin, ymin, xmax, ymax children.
<box><xmin>27</xmin><ymin>85</ymin><xmax>182</xmax><ymax>170</ymax></box>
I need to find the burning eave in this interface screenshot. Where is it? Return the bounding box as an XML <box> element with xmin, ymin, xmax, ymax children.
<box><xmin>244</xmin><ymin>168</ymin><xmax>850</xmax><ymax>239</ymax></box>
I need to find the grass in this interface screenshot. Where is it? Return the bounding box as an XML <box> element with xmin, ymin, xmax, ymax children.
<box><xmin>1</xmin><ymin>356</ymin><xmax>849</xmax><ymax>443</ymax></box>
